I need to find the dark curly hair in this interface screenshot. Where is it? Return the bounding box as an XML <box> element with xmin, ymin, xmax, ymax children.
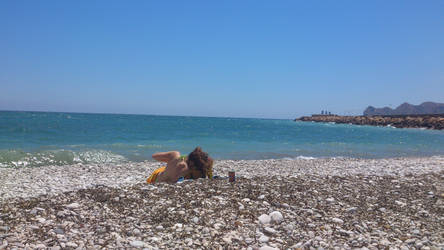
<box><xmin>185</xmin><ymin>147</ymin><xmax>213</xmax><ymax>179</ymax></box>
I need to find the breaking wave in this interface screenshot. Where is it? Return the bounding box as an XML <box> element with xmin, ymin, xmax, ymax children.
<box><xmin>0</xmin><ymin>149</ymin><xmax>127</xmax><ymax>168</ymax></box>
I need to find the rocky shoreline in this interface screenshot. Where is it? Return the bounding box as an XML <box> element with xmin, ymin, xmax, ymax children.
<box><xmin>1</xmin><ymin>157</ymin><xmax>444</xmax><ymax>249</ymax></box>
<box><xmin>295</xmin><ymin>114</ymin><xmax>444</xmax><ymax>130</ymax></box>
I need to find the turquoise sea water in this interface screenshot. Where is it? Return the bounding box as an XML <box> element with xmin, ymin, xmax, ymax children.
<box><xmin>0</xmin><ymin>111</ymin><xmax>443</xmax><ymax>167</ymax></box>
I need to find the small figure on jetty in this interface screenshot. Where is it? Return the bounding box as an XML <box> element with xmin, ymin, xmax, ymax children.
<box><xmin>147</xmin><ymin>147</ymin><xmax>214</xmax><ymax>183</ymax></box>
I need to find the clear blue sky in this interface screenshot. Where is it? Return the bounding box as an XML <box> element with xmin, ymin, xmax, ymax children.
<box><xmin>1</xmin><ymin>1</ymin><xmax>443</xmax><ymax>119</ymax></box>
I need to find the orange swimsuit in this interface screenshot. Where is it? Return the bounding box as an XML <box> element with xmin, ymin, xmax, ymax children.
<box><xmin>146</xmin><ymin>166</ymin><xmax>166</xmax><ymax>184</ymax></box>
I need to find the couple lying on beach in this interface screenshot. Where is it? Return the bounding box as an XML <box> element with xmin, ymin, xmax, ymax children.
<box><xmin>147</xmin><ymin>147</ymin><xmax>214</xmax><ymax>184</ymax></box>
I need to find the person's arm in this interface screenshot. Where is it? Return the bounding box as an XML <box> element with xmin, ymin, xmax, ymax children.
<box><xmin>152</xmin><ymin>151</ymin><xmax>180</xmax><ymax>163</ymax></box>
<box><xmin>151</xmin><ymin>151</ymin><xmax>182</xmax><ymax>183</ymax></box>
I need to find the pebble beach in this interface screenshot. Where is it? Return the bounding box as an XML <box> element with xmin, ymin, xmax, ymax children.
<box><xmin>1</xmin><ymin>157</ymin><xmax>444</xmax><ymax>249</ymax></box>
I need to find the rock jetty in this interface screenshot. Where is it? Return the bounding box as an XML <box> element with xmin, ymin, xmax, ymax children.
<box><xmin>295</xmin><ymin>114</ymin><xmax>444</xmax><ymax>130</ymax></box>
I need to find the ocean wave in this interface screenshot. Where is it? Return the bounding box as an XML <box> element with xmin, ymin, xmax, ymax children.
<box><xmin>0</xmin><ymin>149</ymin><xmax>126</xmax><ymax>168</ymax></box>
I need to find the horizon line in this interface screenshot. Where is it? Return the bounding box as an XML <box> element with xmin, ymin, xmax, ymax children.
<box><xmin>0</xmin><ymin>109</ymin><xmax>292</xmax><ymax>120</ymax></box>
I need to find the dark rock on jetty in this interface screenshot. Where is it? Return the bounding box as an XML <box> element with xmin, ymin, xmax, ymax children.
<box><xmin>295</xmin><ymin>114</ymin><xmax>444</xmax><ymax>130</ymax></box>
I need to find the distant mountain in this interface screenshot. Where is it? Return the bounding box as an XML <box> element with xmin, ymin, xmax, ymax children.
<box><xmin>364</xmin><ymin>102</ymin><xmax>444</xmax><ymax>116</ymax></box>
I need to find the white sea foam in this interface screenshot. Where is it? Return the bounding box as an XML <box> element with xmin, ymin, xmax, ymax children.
<box><xmin>296</xmin><ymin>156</ymin><xmax>316</xmax><ymax>160</ymax></box>
<box><xmin>0</xmin><ymin>150</ymin><xmax>126</xmax><ymax>168</ymax></box>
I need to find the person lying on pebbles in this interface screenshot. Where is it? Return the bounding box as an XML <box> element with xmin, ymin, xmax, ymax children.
<box><xmin>147</xmin><ymin>147</ymin><xmax>214</xmax><ymax>183</ymax></box>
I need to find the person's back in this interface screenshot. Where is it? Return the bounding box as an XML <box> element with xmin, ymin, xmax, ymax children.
<box><xmin>147</xmin><ymin>147</ymin><xmax>213</xmax><ymax>183</ymax></box>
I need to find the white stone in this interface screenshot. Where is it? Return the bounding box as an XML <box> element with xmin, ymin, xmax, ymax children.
<box><xmin>37</xmin><ymin>217</ymin><xmax>46</xmax><ymax>223</ymax></box>
<box><xmin>346</xmin><ymin>207</ymin><xmax>357</xmax><ymax>213</ymax></box>
<box><xmin>192</xmin><ymin>217</ymin><xmax>199</xmax><ymax>223</ymax></box>
<box><xmin>338</xmin><ymin>229</ymin><xmax>351</xmax><ymax>236</ymax></box>
<box><xmin>187</xmin><ymin>239</ymin><xmax>193</xmax><ymax>246</ymax></box>
<box><xmin>292</xmin><ymin>242</ymin><xmax>304</xmax><ymax>248</ymax></box>
<box><xmin>395</xmin><ymin>201</ymin><xmax>406</xmax><ymax>207</ymax></box>
<box><xmin>155</xmin><ymin>225</ymin><xmax>163</xmax><ymax>230</ymax></box>
<box><xmin>35</xmin><ymin>244</ymin><xmax>46</xmax><ymax>249</ymax></box>
<box><xmin>284</xmin><ymin>224</ymin><xmax>294</xmax><ymax>231</ymax></box>
<box><xmin>65</xmin><ymin>203</ymin><xmax>80</xmax><ymax>209</ymax></box>
<box><xmin>259</xmin><ymin>235</ymin><xmax>269</xmax><ymax>243</ymax></box>
<box><xmin>222</xmin><ymin>237</ymin><xmax>232</xmax><ymax>244</ymax></box>
<box><xmin>150</xmin><ymin>237</ymin><xmax>160</xmax><ymax>242</ymax></box>
<box><xmin>259</xmin><ymin>246</ymin><xmax>278</xmax><ymax>250</ymax></box>
<box><xmin>405</xmin><ymin>238</ymin><xmax>416</xmax><ymax>244</ymax></box>
<box><xmin>245</xmin><ymin>238</ymin><xmax>254</xmax><ymax>244</ymax></box>
<box><xmin>258</xmin><ymin>195</ymin><xmax>265</xmax><ymax>200</ymax></box>
<box><xmin>379</xmin><ymin>239</ymin><xmax>391</xmax><ymax>246</ymax></box>
<box><xmin>133</xmin><ymin>228</ymin><xmax>141</xmax><ymax>236</ymax></box>
<box><xmin>258</xmin><ymin>214</ymin><xmax>271</xmax><ymax>224</ymax></box>
<box><xmin>53</xmin><ymin>228</ymin><xmax>64</xmax><ymax>235</ymax></box>
<box><xmin>269</xmin><ymin>211</ymin><xmax>284</xmax><ymax>224</ymax></box>
<box><xmin>264</xmin><ymin>227</ymin><xmax>277</xmax><ymax>235</ymax></box>
<box><xmin>130</xmin><ymin>241</ymin><xmax>145</xmax><ymax>248</ymax></box>
<box><xmin>66</xmin><ymin>242</ymin><xmax>78</xmax><ymax>248</ymax></box>
<box><xmin>331</xmin><ymin>218</ymin><xmax>344</xmax><ymax>224</ymax></box>
<box><xmin>326</xmin><ymin>197</ymin><xmax>335</xmax><ymax>203</ymax></box>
